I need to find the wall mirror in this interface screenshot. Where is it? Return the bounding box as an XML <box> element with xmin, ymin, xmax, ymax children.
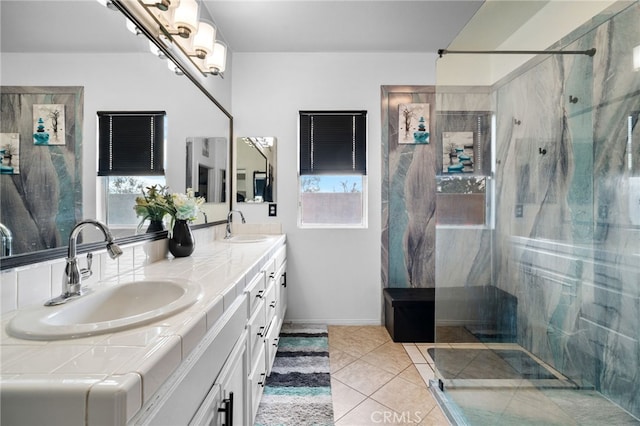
<box><xmin>0</xmin><ymin>1</ymin><xmax>231</xmax><ymax>269</ymax></box>
<box><xmin>236</xmin><ymin>137</ymin><xmax>277</xmax><ymax>203</ymax></box>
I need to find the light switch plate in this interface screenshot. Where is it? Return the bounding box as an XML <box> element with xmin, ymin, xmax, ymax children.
<box><xmin>268</xmin><ymin>204</ymin><xmax>277</xmax><ymax>217</ymax></box>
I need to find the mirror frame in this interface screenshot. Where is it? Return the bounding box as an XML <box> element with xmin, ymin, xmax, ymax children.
<box><xmin>0</xmin><ymin>1</ymin><xmax>233</xmax><ymax>271</ymax></box>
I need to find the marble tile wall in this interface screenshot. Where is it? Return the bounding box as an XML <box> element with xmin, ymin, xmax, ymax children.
<box><xmin>382</xmin><ymin>86</ymin><xmax>495</xmax><ymax>292</ymax></box>
<box><xmin>381</xmin><ymin>86</ymin><xmax>438</xmax><ymax>289</ymax></box>
<box><xmin>434</xmin><ymin>1</ymin><xmax>640</xmax><ymax>419</ymax></box>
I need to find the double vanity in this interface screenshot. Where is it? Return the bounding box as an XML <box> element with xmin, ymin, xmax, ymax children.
<box><xmin>0</xmin><ymin>231</ymin><xmax>287</xmax><ymax>425</ymax></box>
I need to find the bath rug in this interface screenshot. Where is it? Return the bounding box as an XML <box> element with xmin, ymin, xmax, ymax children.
<box><xmin>254</xmin><ymin>324</ymin><xmax>334</xmax><ymax>426</ymax></box>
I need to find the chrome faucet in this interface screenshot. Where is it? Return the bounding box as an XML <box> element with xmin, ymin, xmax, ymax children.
<box><xmin>225</xmin><ymin>210</ymin><xmax>246</xmax><ymax>239</ymax></box>
<box><xmin>45</xmin><ymin>220</ymin><xmax>123</xmax><ymax>306</ymax></box>
<box><xmin>0</xmin><ymin>222</ymin><xmax>12</xmax><ymax>257</ymax></box>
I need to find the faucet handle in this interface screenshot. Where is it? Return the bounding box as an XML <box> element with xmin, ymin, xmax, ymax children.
<box><xmin>81</xmin><ymin>252</ymin><xmax>93</xmax><ymax>280</ymax></box>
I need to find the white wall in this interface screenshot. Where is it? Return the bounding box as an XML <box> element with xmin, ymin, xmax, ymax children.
<box><xmin>232</xmin><ymin>52</ymin><xmax>436</xmax><ymax>324</ymax></box>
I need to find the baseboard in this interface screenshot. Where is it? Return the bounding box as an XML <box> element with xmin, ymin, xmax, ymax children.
<box><xmin>285</xmin><ymin>319</ymin><xmax>382</xmax><ymax>326</ymax></box>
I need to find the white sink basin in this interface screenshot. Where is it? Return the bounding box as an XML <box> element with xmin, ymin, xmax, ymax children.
<box><xmin>225</xmin><ymin>234</ymin><xmax>270</xmax><ymax>243</ymax></box>
<box><xmin>7</xmin><ymin>279</ymin><xmax>202</xmax><ymax>340</ymax></box>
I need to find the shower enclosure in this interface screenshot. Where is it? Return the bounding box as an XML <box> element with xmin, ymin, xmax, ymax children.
<box><xmin>433</xmin><ymin>1</ymin><xmax>640</xmax><ymax>424</ymax></box>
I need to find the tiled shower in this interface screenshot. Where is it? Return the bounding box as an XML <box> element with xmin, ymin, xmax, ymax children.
<box><xmin>433</xmin><ymin>1</ymin><xmax>640</xmax><ymax>424</ymax></box>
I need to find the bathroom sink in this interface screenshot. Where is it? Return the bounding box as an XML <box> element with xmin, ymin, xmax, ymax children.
<box><xmin>225</xmin><ymin>234</ymin><xmax>270</xmax><ymax>243</ymax></box>
<box><xmin>7</xmin><ymin>279</ymin><xmax>203</xmax><ymax>340</ymax></box>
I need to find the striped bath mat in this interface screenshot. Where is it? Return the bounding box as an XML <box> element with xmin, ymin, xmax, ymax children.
<box><xmin>254</xmin><ymin>324</ymin><xmax>334</xmax><ymax>426</ymax></box>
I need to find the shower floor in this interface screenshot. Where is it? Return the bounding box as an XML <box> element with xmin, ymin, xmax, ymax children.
<box><xmin>425</xmin><ymin>327</ymin><xmax>640</xmax><ymax>425</ymax></box>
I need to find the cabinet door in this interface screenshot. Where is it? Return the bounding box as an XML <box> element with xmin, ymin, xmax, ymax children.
<box><xmin>190</xmin><ymin>332</ymin><xmax>247</xmax><ymax>426</ymax></box>
<box><xmin>189</xmin><ymin>384</ymin><xmax>223</xmax><ymax>426</ymax></box>
<box><xmin>220</xmin><ymin>339</ymin><xmax>246</xmax><ymax>426</ymax></box>
<box><xmin>277</xmin><ymin>260</ymin><xmax>287</xmax><ymax>321</ymax></box>
<box><xmin>248</xmin><ymin>344</ymin><xmax>267</xmax><ymax>423</ymax></box>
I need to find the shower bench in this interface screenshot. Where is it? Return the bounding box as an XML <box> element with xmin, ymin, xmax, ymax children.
<box><xmin>383</xmin><ymin>286</ymin><xmax>517</xmax><ymax>343</ymax></box>
<box><xmin>383</xmin><ymin>288</ymin><xmax>435</xmax><ymax>343</ymax></box>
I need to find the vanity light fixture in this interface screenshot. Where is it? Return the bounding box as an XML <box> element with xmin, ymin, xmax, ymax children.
<box><xmin>244</xmin><ymin>137</ymin><xmax>274</xmax><ymax>149</ymax></box>
<box><xmin>167</xmin><ymin>58</ymin><xmax>184</xmax><ymax>75</ymax></box>
<box><xmin>126</xmin><ymin>19</ymin><xmax>142</xmax><ymax>36</ymax></box>
<box><xmin>136</xmin><ymin>0</ymin><xmax>227</xmax><ymax>78</ymax></box>
<box><xmin>96</xmin><ymin>0</ymin><xmax>118</xmax><ymax>10</ymax></box>
<box><xmin>140</xmin><ymin>0</ymin><xmax>175</xmax><ymax>12</ymax></box>
<box><xmin>149</xmin><ymin>40</ymin><xmax>167</xmax><ymax>59</ymax></box>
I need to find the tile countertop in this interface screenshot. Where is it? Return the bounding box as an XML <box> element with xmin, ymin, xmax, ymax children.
<box><xmin>0</xmin><ymin>234</ymin><xmax>286</xmax><ymax>424</ymax></box>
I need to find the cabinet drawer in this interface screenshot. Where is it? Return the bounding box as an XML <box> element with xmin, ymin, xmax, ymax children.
<box><xmin>245</xmin><ymin>272</ymin><xmax>265</xmax><ymax>316</ymax></box>
<box><xmin>263</xmin><ymin>258</ymin><xmax>276</xmax><ymax>281</ymax></box>
<box><xmin>247</xmin><ymin>300</ymin><xmax>267</xmax><ymax>365</ymax></box>
<box><xmin>265</xmin><ymin>318</ymin><xmax>280</xmax><ymax>376</ymax></box>
<box><xmin>264</xmin><ymin>280</ymin><xmax>277</xmax><ymax>325</ymax></box>
<box><xmin>249</xmin><ymin>344</ymin><xmax>267</xmax><ymax>423</ymax></box>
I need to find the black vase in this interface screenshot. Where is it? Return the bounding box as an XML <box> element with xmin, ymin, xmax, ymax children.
<box><xmin>169</xmin><ymin>219</ymin><xmax>195</xmax><ymax>257</ymax></box>
<box><xmin>146</xmin><ymin>220</ymin><xmax>165</xmax><ymax>233</ymax></box>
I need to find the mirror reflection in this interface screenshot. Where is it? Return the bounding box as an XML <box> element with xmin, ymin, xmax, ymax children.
<box><xmin>187</xmin><ymin>136</ymin><xmax>228</xmax><ymax>203</ymax></box>
<box><xmin>236</xmin><ymin>137</ymin><xmax>276</xmax><ymax>203</ymax></box>
<box><xmin>0</xmin><ymin>1</ymin><xmax>231</xmax><ymax>264</ymax></box>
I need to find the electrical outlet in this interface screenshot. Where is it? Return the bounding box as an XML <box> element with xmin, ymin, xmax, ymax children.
<box><xmin>268</xmin><ymin>203</ymin><xmax>277</xmax><ymax>217</ymax></box>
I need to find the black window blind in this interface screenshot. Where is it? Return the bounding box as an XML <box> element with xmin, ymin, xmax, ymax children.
<box><xmin>299</xmin><ymin>111</ymin><xmax>367</xmax><ymax>175</ymax></box>
<box><xmin>97</xmin><ymin>111</ymin><xmax>166</xmax><ymax>176</ymax></box>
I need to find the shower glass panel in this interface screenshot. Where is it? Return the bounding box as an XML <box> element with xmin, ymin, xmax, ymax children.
<box><xmin>433</xmin><ymin>1</ymin><xmax>640</xmax><ymax>424</ymax></box>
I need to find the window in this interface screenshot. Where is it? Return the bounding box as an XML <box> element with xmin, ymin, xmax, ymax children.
<box><xmin>298</xmin><ymin>111</ymin><xmax>367</xmax><ymax>228</ymax></box>
<box><xmin>104</xmin><ymin>175</ymin><xmax>166</xmax><ymax>228</ymax></box>
<box><xmin>97</xmin><ymin>111</ymin><xmax>167</xmax><ymax>228</ymax></box>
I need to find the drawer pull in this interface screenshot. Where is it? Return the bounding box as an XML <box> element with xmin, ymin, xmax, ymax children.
<box><xmin>217</xmin><ymin>392</ymin><xmax>233</xmax><ymax>426</ymax></box>
<box><xmin>256</xmin><ymin>290</ymin><xmax>264</xmax><ymax>299</ymax></box>
<box><xmin>257</xmin><ymin>326</ymin><xmax>265</xmax><ymax>337</ymax></box>
<box><xmin>281</xmin><ymin>272</ymin><xmax>287</xmax><ymax>288</ymax></box>
<box><xmin>269</xmin><ymin>301</ymin><xmax>277</xmax><ymax>308</ymax></box>
<box><xmin>258</xmin><ymin>373</ymin><xmax>266</xmax><ymax>387</ymax></box>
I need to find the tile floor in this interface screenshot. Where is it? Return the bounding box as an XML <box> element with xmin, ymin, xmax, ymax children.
<box><xmin>328</xmin><ymin>325</ymin><xmax>449</xmax><ymax>425</ymax></box>
<box><xmin>328</xmin><ymin>326</ymin><xmax>640</xmax><ymax>426</ymax></box>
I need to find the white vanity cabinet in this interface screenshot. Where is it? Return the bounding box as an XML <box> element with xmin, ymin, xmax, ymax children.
<box><xmin>245</xmin><ymin>244</ymin><xmax>288</xmax><ymax>424</ymax></box>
